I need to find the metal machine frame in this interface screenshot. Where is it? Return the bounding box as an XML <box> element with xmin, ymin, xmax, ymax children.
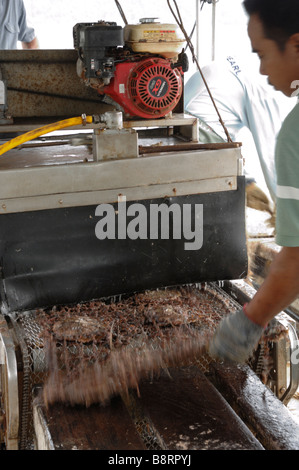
<box><xmin>0</xmin><ymin>44</ymin><xmax>297</xmax><ymax>449</ymax></box>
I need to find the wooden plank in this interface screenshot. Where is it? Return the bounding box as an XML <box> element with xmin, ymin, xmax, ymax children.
<box><xmin>135</xmin><ymin>366</ymin><xmax>264</xmax><ymax>450</ymax></box>
<box><xmin>34</xmin><ymin>396</ymin><xmax>146</xmax><ymax>450</ymax></box>
<box><xmin>210</xmin><ymin>362</ymin><xmax>299</xmax><ymax>450</ymax></box>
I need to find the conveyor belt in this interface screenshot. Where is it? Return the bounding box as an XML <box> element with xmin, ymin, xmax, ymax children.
<box><xmin>34</xmin><ymin>366</ymin><xmax>263</xmax><ymax>451</ymax></box>
<box><xmin>1</xmin><ymin>281</ymin><xmax>297</xmax><ymax>450</ymax></box>
<box><xmin>33</xmin><ymin>363</ymin><xmax>299</xmax><ymax>451</ymax></box>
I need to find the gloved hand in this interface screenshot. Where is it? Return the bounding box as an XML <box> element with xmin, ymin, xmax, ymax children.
<box><xmin>208</xmin><ymin>307</ymin><xmax>264</xmax><ymax>363</ymax></box>
<box><xmin>246</xmin><ymin>178</ymin><xmax>274</xmax><ymax>216</ymax></box>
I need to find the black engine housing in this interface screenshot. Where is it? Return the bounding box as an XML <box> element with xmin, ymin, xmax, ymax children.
<box><xmin>73</xmin><ymin>22</ymin><xmax>124</xmax><ymax>80</ymax></box>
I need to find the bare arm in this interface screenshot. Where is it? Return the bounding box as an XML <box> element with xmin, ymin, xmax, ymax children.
<box><xmin>22</xmin><ymin>37</ymin><xmax>39</xmax><ymax>49</ymax></box>
<box><xmin>246</xmin><ymin>246</ymin><xmax>299</xmax><ymax>326</ymax></box>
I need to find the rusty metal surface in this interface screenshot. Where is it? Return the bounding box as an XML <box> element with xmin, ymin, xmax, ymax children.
<box><xmin>0</xmin><ymin>50</ymin><xmax>111</xmax><ymax>118</ymax></box>
<box><xmin>0</xmin><ymin>50</ymin><xmax>77</xmax><ymax>62</ymax></box>
<box><xmin>210</xmin><ymin>362</ymin><xmax>299</xmax><ymax>450</ymax></box>
<box><xmin>139</xmin><ymin>141</ymin><xmax>242</xmax><ymax>155</ymax></box>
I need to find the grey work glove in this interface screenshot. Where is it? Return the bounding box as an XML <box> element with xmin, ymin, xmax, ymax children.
<box><xmin>209</xmin><ymin>307</ymin><xmax>264</xmax><ymax>363</ymax></box>
<box><xmin>246</xmin><ymin>179</ymin><xmax>274</xmax><ymax>216</ymax></box>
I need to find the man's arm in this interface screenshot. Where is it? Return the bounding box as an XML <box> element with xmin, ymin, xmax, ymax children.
<box><xmin>209</xmin><ymin>246</ymin><xmax>299</xmax><ymax>363</ymax></box>
<box><xmin>246</xmin><ymin>246</ymin><xmax>299</xmax><ymax>326</ymax></box>
<box><xmin>19</xmin><ymin>0</ymin><xmax>38</xmax><ymax>50</ymax></box>
<box><xmin>22</xmin><ymin>37</ymin><xmax>39</xmax><ymax>49</ymax></box>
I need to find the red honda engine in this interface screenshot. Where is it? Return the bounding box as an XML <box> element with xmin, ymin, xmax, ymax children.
<box><xmin>74</xmin><ymin>20</ymin><xmax>188</xmax><ymax>119</ymax></box>
<box><xmin>102</xmin><ymin>58</ymin><xmax>183</xmax><ymax>119</ymax></box>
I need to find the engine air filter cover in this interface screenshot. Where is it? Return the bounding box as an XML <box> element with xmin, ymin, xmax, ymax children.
<box><xmin>124</xmin><ymin>20</ymin><xmax>185</xmax><ymax>58</ymax></box>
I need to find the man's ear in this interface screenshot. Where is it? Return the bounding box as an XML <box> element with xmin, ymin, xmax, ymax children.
<box><xmin>289</xmin><ymin>33</ymin><xmax>299</xmax><ymax>56</ymax></box>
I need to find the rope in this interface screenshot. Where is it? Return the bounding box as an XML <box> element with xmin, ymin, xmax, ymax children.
<box><xmin>167</xmin><ymin>0</ymin><xmax>233</xmax><ymax>143</ymax></box>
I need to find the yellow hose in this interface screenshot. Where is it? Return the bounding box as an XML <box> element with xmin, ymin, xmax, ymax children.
<box><xmin>0</xmin><ymin>115</ymin><xmax>93</xmax><ymax>156</ymax></box>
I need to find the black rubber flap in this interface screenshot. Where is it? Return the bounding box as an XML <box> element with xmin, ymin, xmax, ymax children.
<box><xmin>0</xmin><ymin>177</ymin><xmax>247</xmax><ymax>312</ymax></box>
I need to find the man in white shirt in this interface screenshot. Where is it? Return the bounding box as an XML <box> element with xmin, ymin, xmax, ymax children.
<box><xmin>0</xmin><ymin>0</ymin><xmax>38</xmax><ymax>49</ymax></box>
<box><xmin>185</xmin><ymin>54</ymin><xmax>295</xmax><ymax>203</ymax></box>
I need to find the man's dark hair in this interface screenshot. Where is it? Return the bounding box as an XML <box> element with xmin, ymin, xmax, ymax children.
<box><xmin>243</xmin><ymin>0</ymin><xmax>299</xmax><ymax>50</ymax></box>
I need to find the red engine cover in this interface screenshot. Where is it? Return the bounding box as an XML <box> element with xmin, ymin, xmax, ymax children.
<box><xmin>101</xmin><ymin>58</ymin><xmax>183</xmax><ymax>119</ymax></box>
